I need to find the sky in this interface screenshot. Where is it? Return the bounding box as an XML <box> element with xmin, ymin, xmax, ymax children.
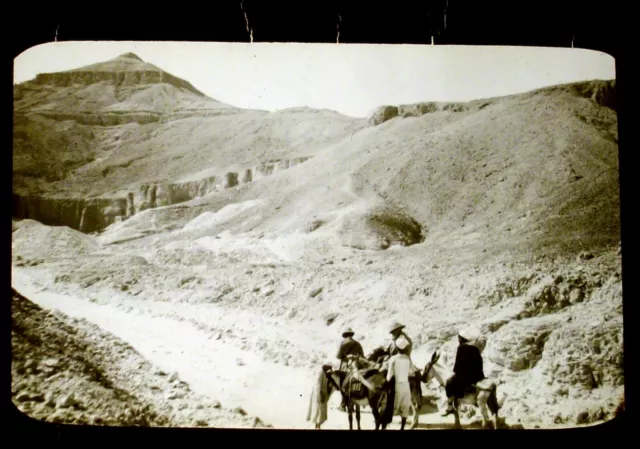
<box><xmin>14</xmin><ymin>41</ymin><xmax>616</xmax><ymax>118</ymax></box>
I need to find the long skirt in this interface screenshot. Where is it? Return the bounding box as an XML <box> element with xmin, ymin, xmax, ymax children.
<box><xmin>307</xmin><ymin>375</ymin><xmax>328</xmax><ymax>426</ymax></box>
<box><xmin>393</xmin><ymin>381</ymin><xmax>413</xmax><ymax>418</ymax></box>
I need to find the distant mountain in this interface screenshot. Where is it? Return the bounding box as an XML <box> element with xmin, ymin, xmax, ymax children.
<box><xmin>13</xmin><ymin>52</ymin><xmax>236</xmax><ymax>115</ymax></box>
<box><xmin>13</xmin><ymin>52</ymin><xmax>618</xmax><ymax>260</ymax></box>
<box><xmin>12</xmin><ymin>53</ymin><xmax>365</xmax><ymax>230</ymax></box>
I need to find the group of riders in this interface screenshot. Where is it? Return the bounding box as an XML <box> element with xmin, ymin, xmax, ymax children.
<box><xmin>326</xmin><ymin>321</ymin><xmax>487</xmax><ymax>423</ymax></box>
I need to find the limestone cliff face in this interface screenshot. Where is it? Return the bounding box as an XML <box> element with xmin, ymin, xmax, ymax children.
<box><xmin>35</xmin><ymin>111</ymin><xmax>162</xmax><ymax>126</ymax></box>
<box><xmin>13</xmin><ymin>157</ymin><xmax>312</xmax><ymax>234</ymax></box>
<box><xmin>368</xmin><ymin>80</ymin><xmax>616</xmax><ymax>126</ymax></box>
<box><xmin>17</xmin><ymin>107</ymin><xmax>237</xmax><ymax>129</ymax></box>
<box><xmin>130</xmin><ymin>157</ymin><xmax>312</xmax><ymax>214</ymax></box>
<box><xmin>12</xmin><ymin>194</ymin><xmax>127</xmax><ymax>233</ymax></box>
<box><xmin>30</xmin><ymin>69</ymin><xmax>204</xmax><ymax>96</ymax></box>
<box><xmin>12</xmin><ymin>52</ymin><xmax>319</xmax><ymax>234</ymax></box>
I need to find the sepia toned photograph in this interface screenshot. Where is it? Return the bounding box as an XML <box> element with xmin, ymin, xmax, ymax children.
<box><xmin>11</xmin><ymin>41</ymin><xmax>622</xmax><ymax>430</ymax></box>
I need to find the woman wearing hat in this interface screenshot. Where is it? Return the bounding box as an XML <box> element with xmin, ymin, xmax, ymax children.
<box><xmin>387</xmin><ymin>322</ymin><xmax>413</xmax><ymax>357</ymax></box>
<box><xmin>386</xmin><ymin>335</ymin><xmax>413</xmax><ymax>430</ymax></box>
<box><xmin>336</xmin><ymin>327</ymin><xmax>364</xmax><ymax>411</ymax></box>
<box><xmin>387</xmin><ymin>322</ymin><xmax>420</xmax><ymax>381</ymax></box>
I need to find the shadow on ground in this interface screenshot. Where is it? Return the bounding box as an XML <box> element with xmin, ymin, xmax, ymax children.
<box><xmin>415</xmin><ymin>416</ymin><xmax>512</xmax><ymax>430</ymax></box>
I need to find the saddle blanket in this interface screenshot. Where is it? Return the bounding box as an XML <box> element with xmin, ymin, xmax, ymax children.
<box><xmin>474</xmin><ymin>378</ymin><xmax>496</xmax><ymax>391</ymax></box>
<box><xmin>344</xmin><ymin>370</ymin><xmax>375</xmax><ymax>394</ymax></box>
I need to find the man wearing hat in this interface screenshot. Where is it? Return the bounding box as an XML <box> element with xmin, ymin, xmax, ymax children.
<box><xmin>336</xmin><ymin>327</ymin><xmax>365</xmax><ymax>411</ymax></box>
<box><xmin>442</xmin><ymin>328</ymin><xmax>486</xmax><ymax>416</ymax></box>
<box><xmin>337</xmin><ymin>327</ymin><xmax>365</xmax><ymax>369</ymax></box>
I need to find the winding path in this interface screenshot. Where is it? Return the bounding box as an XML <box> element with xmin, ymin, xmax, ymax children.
<box><xmin>12</xmin><ymin>268</ymin><xmax>464</xmax><ymax>430</ymax></box>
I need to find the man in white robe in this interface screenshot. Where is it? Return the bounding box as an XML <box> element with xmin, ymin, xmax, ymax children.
<box><xmin>386</xmin><ymin>336</ymin><xmax>413</xmax><ymax>430</ymax></box>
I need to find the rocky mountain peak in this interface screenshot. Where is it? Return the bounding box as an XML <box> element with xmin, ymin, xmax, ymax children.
<box><xmin>116</xmin><ymin>52</ymin><xmax>144</xmax><ymax>61</ymax></box>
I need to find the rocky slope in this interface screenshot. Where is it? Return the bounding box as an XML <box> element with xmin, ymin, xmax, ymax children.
<box><xmin>11</xmin><ymin>288</ymin><xmax>268</xmax><ymax>428</ymax></box>
<box><xmin>13</xmin><ymin>53</ymin><xmax>365</xmax><ymax>233</ymax></box>
<box><xmin>12</xmin><ymin>52</ymin><xmax>623</xmax><ymax>429</ymax></box>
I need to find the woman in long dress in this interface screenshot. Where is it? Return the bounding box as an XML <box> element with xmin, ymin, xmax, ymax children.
<box><xmin>307</xmin><ymin>362</ymin><xmax>332</xmax><ymax>429</ymax></box>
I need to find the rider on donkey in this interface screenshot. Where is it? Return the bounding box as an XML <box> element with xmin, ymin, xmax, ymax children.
<box><xmin>336</xmin><ymin>327</ymin><xmax>365</xmax><ymax>411</ymax></box>
<box><xmin>442</xmin><ymin>328</ymin><xmax>486</xmax><ymax>416</ymax></box>
<box><xmin>337</xmin><ymin>327</ymin><xmax>365</xmax><ymax>370</ymax></box>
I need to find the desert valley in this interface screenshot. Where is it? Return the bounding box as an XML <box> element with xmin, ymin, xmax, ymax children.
<box><xmin>11</xmin><ymin>51</ymin><xmax>623</xmax><ymax>430</ymax></box>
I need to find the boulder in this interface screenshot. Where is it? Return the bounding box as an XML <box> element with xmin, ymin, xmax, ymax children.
<box><xmin>484</xmin><ymin>317</ymin><xmax>559</xmax><ymax>371</ymax></box>
<box><xmin>57</xmin><ymin>394</ymin><xmax>77</xmax><ymax>408</ymax></box>
<box><xmin>534</xmin><ymin>320</ymin><xmax>623</xmax><ymax>390</ymax></box>
<box><xmin>369</xmin><ymin>105</ymin><xmax>399</xmax><ymax>126</ymax></box>
<box><xmin>165</xmin><ymin>390</ymin><xmax>185</xmax><ymax>400</ymax></box>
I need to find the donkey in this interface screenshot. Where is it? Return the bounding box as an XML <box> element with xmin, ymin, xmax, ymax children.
<box><xmin>323</xmin><ymin>355</ymin><xmax>394</xmax><ymax>430</ymax></box>
<box><xmin>366</xmin><ymin>346</ymin><xmax>423</xmax><ymax>429</ymax></box>
<box><xmin>421</xmin><ymin>349</ymin><xmax>502</xmax><ymax>429</ymax></box>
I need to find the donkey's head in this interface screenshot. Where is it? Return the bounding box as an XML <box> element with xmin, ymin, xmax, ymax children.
<box><xmin>325</xmin><ymin>368</ymin><xmax>345</xmax><ymax>397</ymax></box>
<box><xmin>367</xmin><ymin>346</ymin><xmax>388</xmax><ymax>364</ymax></box>
<box><xmin>421</xmin><ymin>349</ymin><xmax>442</xmax><ymax>384</ymax></box>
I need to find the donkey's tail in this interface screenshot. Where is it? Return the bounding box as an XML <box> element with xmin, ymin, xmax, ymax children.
<box><xmin>497</xmin><ymin>391</ymin><xmax>507</xmax><ymax>409</ymax></box>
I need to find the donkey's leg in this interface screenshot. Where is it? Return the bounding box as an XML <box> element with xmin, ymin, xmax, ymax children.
<box><xmin>453</xmin><ymin>410</ymin><xmax>462</xmax><ymax>429</ymax></box>
<box><xmin>356</xmin><ymin>404</ymin><xmax>361</xmax><ymax>430</ymax></box>
<box><xmin>370</xmin><ymin>395</ymin><xmax>381</xmax><ymax>430</ymax></box>
<box><xmin>477</xmin><ymin>392</ymin><xmax>491</xmax><ymax>429</ymax></box>
<box><xmin>453</xmin><ymin>400</ymin><xmax>462</xmax><ymax>430</ymax></box>
<box><xmin>373</xmin><ymin>409</ymin><xmax>380</xmax><ymax>430</ymax></box>
<box><xmin>378</xmin><ymin>394</ymin><xmax>387</xmax><ymax>430</ymax></box>
<box><xmin>348</xmin><ymin>403</ymin><xmax>353</xmax><ymax>430</ymax></box>
<box><xmin>410</xmin><ymin>391</ymin><xmax>419</xmax><ymax>429</ymax></box>
<box><xmin>491</xmin><ymin>389</ymin><xmax>500</xmax><ymax>429</ymax></box>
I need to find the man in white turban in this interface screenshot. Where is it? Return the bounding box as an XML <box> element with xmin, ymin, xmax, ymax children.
<box><xmin>386</xmin><ymin>321</ymin><xmax>421</xmax><ymax>404</ymax></box>
<box><xmin>386</xmin><ymin>335</ymin><xmax>413</xmax><ymax>430</ymax></box>
<box><xmin>442</xmin><ymin>328</ymin><xmax>486</xmax><ymax>416</ymax></box>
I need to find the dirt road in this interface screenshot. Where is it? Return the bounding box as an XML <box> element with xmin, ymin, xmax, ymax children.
<box><xmin>14</xmin><ymin>268</ymin><xmax>474</xmax><ymax>430</ymax></box>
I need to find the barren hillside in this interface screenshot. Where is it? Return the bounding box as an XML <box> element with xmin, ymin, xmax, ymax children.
<box><xmin>11</xmin><ymin>288</ymin><xmax>268</xmax><ymax>428</ymax></box>
<box><xmin>12</xmin><ymin>52</ymin><xmax>623</xmax><ymax>429</ymax></box>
